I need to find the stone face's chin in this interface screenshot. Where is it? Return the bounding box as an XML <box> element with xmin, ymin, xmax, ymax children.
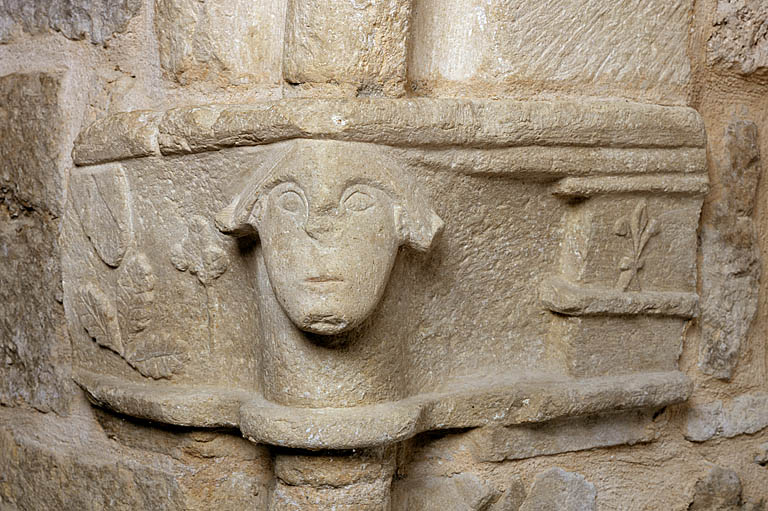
<box><xmin>301</xmin><ymin>314</ymin><xmax>351</xmax><ymax>335</ymax></box>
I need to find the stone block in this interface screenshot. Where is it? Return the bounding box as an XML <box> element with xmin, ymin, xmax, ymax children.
<box><xmin>708</xmin><ymin>0</ymin><xmax>768</xmax><ymax>76</ymax></box>
<box><xmin>154</xmin><ymin>0</ymin><xmax>285</xmax><ymax>86</ymax></box>
<box><xmin>392</xmin><ymin>473</ymin><xmax>501</xmax><ymax>511</ymax></box>
<box><xmin>0</xmin><ymin>407</ymin><xmax>271</xmax><ymax>510</ymax></box>
<box><xmin>550</xmin><ymin>315</ymin><xmax>685</xmax><ymax>378</ymax></box>
<box><xmin>519</xmin><ymin>468</ymin><xmax>596</xmax><ymax>511</ymax></box>
<box><xmin>684</xmin><ymin>392</ymin><xmax>768</xmax><ymax>442</ymax></box>
<box><xmin>699</xmin><ymin>120</ymin><xmax>762</xmax><ymax>380</ymax></box>
<box><xmin>0</xmin><ymin>0</ymin><xmax>141</xmax><ymax>44</ymax></box>
<box><xmin>468</xmin><ymin>411</ymin><xmax>656</xmax><ymax>462</ymax></box>
<box><xmin>283</xmin><ymin>0</ymin><xmax>411</xmax><ymax>96</ymax></box>
<box><xmin>689</xmin><ymin>466</ymin><xmax>743</xmax><ymax>511</ymax></box>
<box><xmin>558</xmin><ymin>196</ymin><xmax>701</xmax><ymax>293</ymax></box>
<box><xmin>0</xmin><ymin>72</ymin><xmax>72</xmax><ymax>413</ymax></box>
<box><xmin>272</xmin><ymin>448</ymin><xmax>396</xmax><ymax>511</ymax></box>
<box><xmin>0</xmin><ymin>415</ymin><xmax>186</xmax><ymax>510</ymax></box>
<box><xmin>409</xmin><ymin>0</ymin><xmax>693</xmax><ymax>102</ymax></box>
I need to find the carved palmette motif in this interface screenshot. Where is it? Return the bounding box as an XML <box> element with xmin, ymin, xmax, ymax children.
<box><xmin>613</xmin><ymin>200</ymin><xmax>660</xmax><ymax>291</ymax></box>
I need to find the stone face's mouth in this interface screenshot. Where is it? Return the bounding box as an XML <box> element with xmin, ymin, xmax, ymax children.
<box><xmin>305</xmin><ymin>276</ymin><xmax>343</xmax><ymax>283</ymax></box>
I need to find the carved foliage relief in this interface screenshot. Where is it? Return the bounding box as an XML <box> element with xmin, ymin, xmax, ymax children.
<box><xmin>613</xmin><ymin>200</ymin><xmax>660</xmax><ymax>291</ymax></box>
<box><xmin>70</xmin><ymin>164</ymin><xmax>188</xmax><ymax>379</ymax></box>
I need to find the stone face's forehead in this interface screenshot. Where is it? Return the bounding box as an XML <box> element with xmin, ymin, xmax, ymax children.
<box><xmin>267</xmin><ymin>140</ymin><xmax>399</xmax><ymax>201</ymax></box>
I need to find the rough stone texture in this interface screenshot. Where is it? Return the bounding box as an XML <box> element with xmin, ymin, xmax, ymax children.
<box><xmin>519</xmin><ymin>468</ymin><xmax>597</xmax><ymax>511</ymax></box>
<box><xmin>468</xmin><ymin>411</ymin><xmax>657</xmax><ymax>462</ymax></box>
<box><xmin>409</xmin><ymin>0</ymin><xmax>693</xmax><ymax>102</ymax></box>
<box><xmin>72</xmin><ymin>110</ymin><xmax>162</xmax><ymax>166</ymax></box>
<box><xmin>0</xmin><ymin>407</ymin><xmax>271</xmax><ymax>510</ymax></box>
<box><xmin>392</xmin><ymin>473</ymin><xmax>501</xmax><ymax>511</ymax></box>
<box><xmin>699</xmin><ymin>120</ymin><xmax>762</xmax><ymax>380</ymax></box>
<box><xmin>684</xmin><ymin>392</ymin><xmax>768</xmax><ymax>442</ymax></box>
<box><xmin>155</xmin><ymin>0</ymin><xmax>285</xmax><ymax>86</ymax></box>
<box><xmin>73</xmin><ymin>99</ymin><xmax>706</xmax><ymax>164</ymax></box>
<box><xmin>688</xmin><ymin>466</ymin><xmax>750</xmax><ymax>511</ymax></box>
<box><xmin>708</xmin><ymin>0</ymin><xmax>768</xmax><ymax>76</ymax></box>
<box><xmin>70</xmin><ymin>163</ymin><xmax>133</xmax><ymax>267</ymax></box>
<box><xmin>272</xmin><ymin>449</ymin><xmax>396</xmax><ymax>510</ymax></box>
<box><xmin>755</xmin><ymin>443</ymin><xmax>768</xmax><ymax>466</ymax></box>
<box><xmin>0</xmin><ymin>72</ymin><xmax>72</xmax><ymax>413</ymax></box>
<box><xmin>0</xmin><ymin>423</ymin><xmax>186</xmax><ymax>510</ymax></box>
<box><xmin>283</xmin><ymin>0</ymin><xmax>411</xmax><ymax>96</ymax></box>
<box><xmin>3</xmin><ymin>0</ymin><xmax>768</xmax><ymax>508</ymax></box>
<box><xmin>0</xmin><ymin>0</ymin><xmax>141</xmax><ymax>45</ymax></box>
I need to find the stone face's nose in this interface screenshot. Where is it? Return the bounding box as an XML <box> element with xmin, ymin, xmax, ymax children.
<box><xmin>303</xmin><ymin>214</ymin><xmax>335</xmax><ymax>240</ymax></box>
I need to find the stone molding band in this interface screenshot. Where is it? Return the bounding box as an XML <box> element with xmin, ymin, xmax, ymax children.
<box><xmin>76</xmin><ymin>370</ymin><xmax>691</xmax><ymax>450</ymax></box>
<box><xmin>551</xmin><ymin>175</ymin><xmax>710</xmax><ymax>198</ymax></box>
<box><xmin>540</xmin><ymin>276</ymin><xmax>699</xmax><ymax>318</ymax></box>
<box><xmin>72</xmin><ymin>99</ymin><xmax>706</xmax><ymax>166</ymax></box>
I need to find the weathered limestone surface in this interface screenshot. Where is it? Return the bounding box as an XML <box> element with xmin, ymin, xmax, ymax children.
<box><xmin>708</xmin><ymin>0</ymin><xmax>768</xmax><ymax>76</ymax></box>
<box><xmin>409</xmin><ymin>0</ymin><xmax>693</xmax><ymax>102</ymax></box>
<box><xmin>0</xmin><ymin>407</ymin><xmax>271</xmax><ymax>510</ymax></box>
<box><xmin>72</xmin><ymin>99</ymin><xmax>706</xmax><ymax>164</ymax></box>
<box><xmin>687</xmin><ymin>466</ymin><xmax>765</xmax><ymax>511</ymax></box>
<box><xmin>684</xmin><ymin>392</ymin><xmax>768</xmax><ymax>442</ymax></box>
<box><xmin>0</xmin><ymin>72</ymin><xmax>72</xmax><ymax>413</ymax></box>
<box><xmin>155</xmin><ymin>0</ymin><xmax>285</xmax><ymax>86</ymax></box>
<box><xmin>283</xmin><ymin>0</ymin><xmax>411</xmax><ymax>96</ymax></box>
<box><xmin>3</xmin><ymin>0</ymin><xmax>768</xmax><ymax>508</ymax></box>
<box><xmin>272</xmin><ymin>449</ymin><xmax>396</xmax><ymax>510</ymax></box>
<box><xmin>699</xmin><ymin>120</ymin><xmax>762</xmax><ymax>380</ymax></box>
<box><xmin>0</xmin><ymin>0</ymin><xmax>141</xmax><ymax>44</ymax></box>
<box><xmin>468</xmin><ymin>411</ymin><xmax>657</xmax><ymax>462</ymax></box>
<box><xmin>392</xmin><ymin>473</ymin><xmax>502</xmax><ymax>511</ymax></box>
<box><xmin>519</xmin><ymin>468</ymin><xmax>596</xmax><ymax>511</ymax></box>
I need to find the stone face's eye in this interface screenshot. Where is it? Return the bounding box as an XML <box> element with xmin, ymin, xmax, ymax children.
<box><xmin>344</xmin><ymin>190</ymin><xmax>375</xmax><ymax>212</ymax></box>
<box><xmin>278</xmin><ymin>190</ymin><xmax>304</xmax><ymax>214</ymax></box>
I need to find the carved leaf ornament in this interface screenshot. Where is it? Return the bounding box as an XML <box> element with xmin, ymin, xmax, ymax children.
<box><xmin>80</xmin><ymin>283</ymin><xmax>123</xmax><ymax>355</ymax></box>
<box><xmin>78</xmin><ymin>253</ymin><xmax>187</xmax><ymax>379</ymax></box>
<box><xmin>171</xmin><ymin>215</ymin><xmax>229</xmax><ymax>285</ymax></box>
<box><xmin>613</xmin><ymin>200</ymin><xmax>660</xmax><ymax>291</ymax></box>
<box><xmin>128</xmin><ymin>334</ymin><xmax>187</xmax><ymax>380</ymax></box>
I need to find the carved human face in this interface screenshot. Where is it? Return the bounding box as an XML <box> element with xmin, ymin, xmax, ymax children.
<box><xmin>257</xmin><ymin>141</ymin><xmax>401</xmax><ymax>335</ymax></box>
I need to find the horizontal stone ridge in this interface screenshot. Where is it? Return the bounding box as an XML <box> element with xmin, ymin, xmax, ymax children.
<box><xmin>75</xmin><ymin>369</ymin><xmax>691</xmax><ymax>450</ymax></box>
<box><xmin>551</xmin><ymin>175</ymin><xmax>710</xmax><ymax>197</ymax></box>
<box><xmin>540</xmin><ymin>276</ymin><xmax>699</xmax><ymax>318</ymax></box>
<box><xmin>72</xmin><ymin>99</ymin><xmax>706</xmax><ymax>166</ymax></box>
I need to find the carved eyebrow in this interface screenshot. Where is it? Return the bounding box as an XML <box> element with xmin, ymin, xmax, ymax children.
<box><xmin>340</xmin><ymin>181</ymin><xmax>392</xmax><ymax>198</ymax></box>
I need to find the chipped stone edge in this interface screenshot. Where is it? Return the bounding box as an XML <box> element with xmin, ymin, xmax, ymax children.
<box><xmin>551</xmin><ymin>175</ymin><xmax>710</xmax><ymax>198</ymax></box>
<box><xmin>75</xmin><ymin>369</ymin><xmax>691</xmax><ymax>450</ymax></box>
<box><xmin>72</xmin><ymin>111</ymin><xmax>163</xmax><ymax>166</ymax></box>
<box><xmin>467</xmin><ymin>410</ymin><xmax>658</xmax><ymax>462</ymax></box>
<box><xmin>74</xmin><ymin>371</ymin><xmax>246</xmax><ymax>428</ymax></box>
<box><xmin>72</xmin><ymin>99</ymin><xmax>706</xmax><ymax>166</ymax></box>
<box><xmin>540</xmin><ymin>276</ymin><xmax>699</xmax><ymax>318</ymax></box>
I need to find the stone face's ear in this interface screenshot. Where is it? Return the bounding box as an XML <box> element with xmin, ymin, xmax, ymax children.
<box><xmin>395</xmin><ymin>184</ymin><xmax>444</xmax><ymax>253</ymax></box>
<box><xmin>215</xmin><ymin>191</ymin><xmax>262</xmax><ymax>238</ymax></box>
<box><xmin>215</xmin><ymin>143</ymin><xmax>295</xmax><ymax>238</ymax></box>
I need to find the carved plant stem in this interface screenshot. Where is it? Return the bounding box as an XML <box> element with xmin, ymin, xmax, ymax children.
<box><xmin>171</xmin><ymin>216</ymin><xmax>229</xmax><ymax>355</ymax></box>
<box><xmin>203</xmin><ymin>285</ymin><xmax>217</xmax><ymax>354</ymax></box>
